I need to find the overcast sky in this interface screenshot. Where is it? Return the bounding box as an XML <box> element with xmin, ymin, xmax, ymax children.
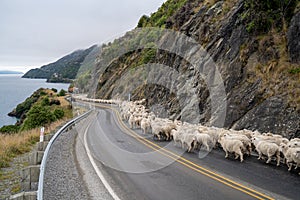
<box><xmin>0</xmin><ymin>0</ymin><xmax>166</xmax><ymax>73</ymax></box>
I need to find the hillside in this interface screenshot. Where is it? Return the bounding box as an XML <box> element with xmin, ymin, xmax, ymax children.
<box><xmin>73</xmin><ymin>45</ymin><xmax>101</xmax><ymax>93</ymax></box>
<box><xmin>2</xmin><ymin>88</ymin><xmax>71</xmax><ymax>133</ymax></box>
<box><xmin>86</xmin><ymin>0</ymin><xmax>300</xmax><ymax>138</ymax></box>
<box><xmin>22</xmin><ymin>45</ymin><xmax>98</xmax><ymax>83</ymax></box>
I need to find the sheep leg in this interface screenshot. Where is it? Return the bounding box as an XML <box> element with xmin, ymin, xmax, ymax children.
<box><xmin>234</xmin><ymin>153</ymin><xmax>239</xmax><ymax>160</ymax></box>
<box><xmin>266</xmin><ymin>155</ymin><xmax>272</xmax><ymax>164</ymax></box>
<box><xmin>224</xmin><ymin>150</ymin><xmax>229</xmax><ymax>158</ymax></box>
<box><xmin>257</xmin><ymin>151</ymin><xmax>262</xmax><ymax>160</ymax></box>
<box><xmin>187</xmin><ymin>146</ymin><xmax>192</xmax><ymax>153</ymax></box>
<box><xmin>188</xmin><ymin>141</ymin><xmax>196</xmax><ymax>153</ymax></box>
<box><xmin>247</xmin><ymin>146</ymin><xmax>252</xmax><ymax>156</ymax></box>
<box><xmin>205</xmin><ymin>144</ymin><xmax>210</xmax><ymax>151</ymax></box>
<box><xmin>166</xmin><ymin>133</ymin><xmax>170</xmax><ymax>141</ymax></box>
<box><xmin>182</xmin><ymin>142</ymin><xmax>186</xmax><ymax>150</ymax></box>
<box><xmin>187</xmin><ymin>144</ymin><xmax>192</xmax><ymax>153</ymax></box>
<box><xmin>195</xmin><ymin>142</ymin><xmax>201</xmax><ymax>151</ymax></box>
<box><xmin>203</xmin><ymin>141</ymin><xmax>209</xmax><ymax>151</ymax></box>
<box><xmin>276</xmin><ymin>151</ymin><xmax>281</xmax><ymax>166</ymax></box>
<box><xmin>288</xmin><ymin>162</ymin><xmax>293</xmax><ymax>171</ymax></box>
<box><xmin>179</xmin><ymin>141</ymin><xmax>183</xmax><ymax>149</ymax></box>
<box><xmin>240</xmin><ymin>153</ymin><xmax>244</xmax><ymax>162</ymax></box>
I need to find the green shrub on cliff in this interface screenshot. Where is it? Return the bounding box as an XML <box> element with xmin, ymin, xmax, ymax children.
<box><xmin>243</xmin><ymin>0</ymin><xmax>298</xmax><ymax>33</ymax></box>
<box><xmin>145</xmin><ymin>0</ymin><xmax>187</xmax><ymax>27</ymax></box>
<box><xmin>53</xmin><ymin>108</ymin><xmax>64</xmax><ymax>119</ymax></box>
<box><xmin>58</xmin><ymin>89</ymin><xmax>66</xmax><ymax>96</ymax></box>
<box><xmin>289</xmin><ymin>67</ymin><xmax>300</xmax><ymax>74</ymax></box>
<box><xmin>0</xmin><ymin>125</ymin><xmax>20</xmax><ymax>134</ymax></box>
<box><xmin>41</xmin><ymin>97</ymin><xmax>50</xmax><ymax>106</ymax></box>
<box><xmin>21</xmin><ymin>105</ymin><xmax>56</xmax><ymax>131</ymax></box>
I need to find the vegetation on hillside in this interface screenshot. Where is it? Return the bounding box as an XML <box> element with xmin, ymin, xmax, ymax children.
<box><xmin>243</xmin><ymin>0</ymin><xmax>298</xmax><ymax>33</ymax></box>
<box><xmin>0</xmin><ymin>88</ymin><xmax>73</xmax><ymax>196</ymax></box>
<box><xmin>0</xmin><ymin>88</ymin><xmax>76</xmax><ymax>197</ymax></box>
<box><xmin>22</xmin><ymin>45</ymin><xmax>98</xmax><ymax>83</ymax></box>
<box><xmin>72</xmin><ymin>45</ymin><xmax>100</xmax><ymax>93</ymax></box>
<box><xmin>1</xmin><ymin>88</ymin><xmax>72</xmax><ymax>133</ymax></box>
<box><xmin>137</xmin><ymin>0</ymin><xmax>187</xmax><ymax>28</ymax></box>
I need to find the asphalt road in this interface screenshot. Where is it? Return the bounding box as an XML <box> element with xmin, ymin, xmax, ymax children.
<box><xmin>80</xmin><ymin>104</ymin><xmax>300</xmax><ymax>200</ymax></box>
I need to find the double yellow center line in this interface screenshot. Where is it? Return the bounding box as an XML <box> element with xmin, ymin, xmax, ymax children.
<box><xmin>91</xmin><ymin>102</ymin><xmax>274</xmax><ymax>200</ymax></box>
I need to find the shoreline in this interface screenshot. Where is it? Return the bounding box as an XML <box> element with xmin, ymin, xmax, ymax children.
<box><xmin>0</xmin><ymin>76</ymin><xmax>70</xmax><ymax>128</ymax></box>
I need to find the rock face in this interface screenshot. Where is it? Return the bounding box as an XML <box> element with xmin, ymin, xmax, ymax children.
<box><xmin>91</xmin><ymin>0</ymin><xmax>300</xmax><ymax>138</ymax></box>
<box><xmin>288</xmin><ymin>11</ymin><xmax>300</xmax><ymax>63</ymax></box>
<box><xmin>232</xmin><ymin>96</ymin><xmax>300</xmax><ymax>139</ymax></box>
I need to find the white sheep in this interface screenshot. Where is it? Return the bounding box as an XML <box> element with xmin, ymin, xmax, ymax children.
<box><xmin>141</xmin><ymin>118</ymin><xmax>151</xmax><ymax>134</ymax></box>
<box><xmin>252</xmin><ymin>137</ymin><xmax>281</xmax><ymax>166</ymax></box>
<box><xmin>194</xmin><ymin>133</ymin><xmax>212</xmax><ymax>151</ymax></box>
<box><xmin>254</xmin><ymin>134</ymin><xmax>285</xmax><ymax>146</ymax></box>
<box><xmin>292</xmin><ymin>150</ymin><xmax>300</xmax><ymax>173</ymax></box>
<box><xmin>181</xmin><ymin>133</ymin><xmax>197</xmax><ymax>152</ymax></box>
<box><xmin>287</xmin><ymin>139</ymin><xmax>300</xmax><ymax>148</ymax></box>
<box><xmin>161</xmin><ymin>122</ymin><xmax>177</xmax><ymax>141</ymax></box>
<box><xmin>150</xmin><ymin>120</ymin><xmax>164</xmax><ymax>140</ymax></box>
<box><xmin>171</xmin><ymin>129</ymin><xmax>184</xmax><ymax>147</ymax></box>
<box><xmin>290</xmin><ymin>138</ymin><xmax>300</xmax><ymax>142</ymax></box>
<box><xmin>218</xmin><ymin>136</ymin><xmax>245</xmax><ymax>162</ymax></box>
<box><xmin>223</xmin><ymin>133</ymin><xmax>252</xmax><ymax>155</ymax></box>
<box><xmin>279</xmin><ymin>143</ymin><xmax>300</xmax><ymax>171</ymax></box>
<box><xmin>128</xmin><ymin>114</ymin><xmax>137</xmax><ymax>129</ymax></box>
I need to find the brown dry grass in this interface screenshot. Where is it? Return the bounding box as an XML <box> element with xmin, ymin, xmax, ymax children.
<box><xmin>250</xmin><ymin>31</ymin><xmax>300</xmax><ymax>110</ymax></box>
<box><xmin>0</xmin><ymin>119</ymin><xmax>68</xmax><ymax>169</ymax></box>
<box><xmin>43</xmin><ymin>88</ymin><xmax>70</xmax><ymax>107</ymax></box>
<box><xmin>57</xmin><ymin>96</ymin><xmax>70</xmax><ymax>107</ymax></box>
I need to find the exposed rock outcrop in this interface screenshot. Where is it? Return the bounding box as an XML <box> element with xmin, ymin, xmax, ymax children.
<box><xmin>90</xmin><ymin>0</ymin><xmax>300</xmax><ymax>138</ymax></box>
<box><xmin>288</xmin><ymin>11</ymin><xmax>300</xmax><ymax>63</ymax></box>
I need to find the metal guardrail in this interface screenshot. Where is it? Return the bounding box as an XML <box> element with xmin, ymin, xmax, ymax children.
<box><xmin>37</xmin><ymin>110</ymin><xmax>92</xmax><ymax>200</ymax></box>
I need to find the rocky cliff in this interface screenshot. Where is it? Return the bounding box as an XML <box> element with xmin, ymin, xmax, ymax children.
<box><xmin>89</xmin><ymin>0</ymin><xmax>300</xmax><ymax>138</ymax></box>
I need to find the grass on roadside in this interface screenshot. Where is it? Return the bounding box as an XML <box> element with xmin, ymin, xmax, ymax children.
<box><xmin>0</xmin><ymin>119</ymin><xmax>69</xmax><ymax>169</ymax></box>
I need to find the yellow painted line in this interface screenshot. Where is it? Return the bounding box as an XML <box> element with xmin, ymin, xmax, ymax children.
<box><xmin>83</xmin><ymin>101</ymin><xmax>274</xmax><ymax>200</ymax></box>
<box><xmin>133</xmin><ymin>139</ymin><xmax>265</xmax><ymax>200</ymax></box>
<box><xmin>110</xmin><ymin>109</ymin><xmax>272</xmax><ymax>200</ymax></box>
<box><xmin>117</xmin><ymin>118</ymin><xmax>274</xmax><ymax>200</ymax></box>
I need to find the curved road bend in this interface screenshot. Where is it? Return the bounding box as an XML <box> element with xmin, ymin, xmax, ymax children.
<box><xmin>79</xmin><ymin>105</ymin><xmax>300</xmax><ymax>200</ymax></box>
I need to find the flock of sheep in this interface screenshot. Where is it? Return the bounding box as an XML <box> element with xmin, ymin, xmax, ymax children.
<box><xmin>77</xmin><ymin>96</ymin><xmax>300</xmax><ymax>175</ymax></box>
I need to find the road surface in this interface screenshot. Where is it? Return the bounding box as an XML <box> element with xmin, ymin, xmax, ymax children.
<box><xmin>77</xmin><ymin>104</ymin><xmax>299</xmax><ymax>200</ymax></box>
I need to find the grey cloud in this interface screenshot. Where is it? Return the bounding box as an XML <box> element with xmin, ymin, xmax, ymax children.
<box><xmin>0</xmin><ymin>0</ymin><xmax>165</xmax><ymax>70</ymax></box>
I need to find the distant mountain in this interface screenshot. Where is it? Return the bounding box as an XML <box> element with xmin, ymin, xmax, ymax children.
<box><xmin>0</xmin><ymin>70</ymin><xmax>23</xmax><ymax>74</ymax></box>
<box><xmin>22</xmin><ymin>45</ymin><xmax>98</xmax><ymax>83</ymax></box>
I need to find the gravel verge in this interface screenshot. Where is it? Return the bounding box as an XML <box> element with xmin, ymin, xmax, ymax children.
<box><xmin>43</xmin><ymin>113</ymin><xmax>113</xmax><ymax>200</ymax></box>
<box><xmin>43</xmin><ymin>125</ymin><xmax>89</xmax><ymax>200</ymax></box>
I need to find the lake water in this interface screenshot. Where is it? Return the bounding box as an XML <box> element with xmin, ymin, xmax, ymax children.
<box><xmin>0</xmin><ymin>75</ymin><xmax>69</xmax><ymax>127</ymax></box>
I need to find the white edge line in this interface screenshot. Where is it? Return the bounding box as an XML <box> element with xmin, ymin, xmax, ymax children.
<box><xmin>84</xmin><ymin>119</ymin><xmax>122</xmax><ymax>200</ymax></box>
